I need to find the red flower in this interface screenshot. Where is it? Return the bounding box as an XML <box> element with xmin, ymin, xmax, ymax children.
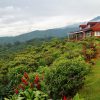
<box><xmin>34</xmin><ymin>74</ymin><xmax>39</xmax><ymax>84</ymax></box>
<box><xmin>37</xmin><ymin>83</ymin><xmax>41</xmax><ymax>90</ymax></box>
<box><xmin>63</xmin><ymin>96</ymin><xmax>67</xmax><ymax>100</ymax></box>
<box><xmin>24</xmin><ymin>72</ymin><xmax>29</xmax><ymax>80</ymax></box>
<box><xmin>18</xmin><ymin>84</ymin><xmax>25</xmax><ymax>90</ymax></box>
<box><xmin>14</xmin><ymin>89</ymin><xmax>19</xmax><ymax>94</ymax></box>
<box><xmin>21</xmin><ymin>77</ymin><xmax>28</xmax><ymax>86</ymax></box>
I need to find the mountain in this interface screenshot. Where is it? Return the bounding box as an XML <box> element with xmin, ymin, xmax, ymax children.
<box><xmin>90</xmin><ymin>16</ymin><xmax>100</xmax><ymax>22</ymax></box>
<box><xmin>0</xmin><ymin>16</ymin><xmax>99</xmax><ymax>44</ymax></box>
<box><xmin>0</xmin><ymin>24</ymin><xmax>79</xmax><ymax>44</ymax></box>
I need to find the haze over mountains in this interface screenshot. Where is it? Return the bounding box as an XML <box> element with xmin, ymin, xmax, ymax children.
<box><xmin>90</xmin><ymin>16</ymin><xmax>100</xmax><ymax>22</ymax></box>
<box><xmin>0</xmin><ymin>16</ymin><xmax>100</xmax><ymax>44</ymax></box>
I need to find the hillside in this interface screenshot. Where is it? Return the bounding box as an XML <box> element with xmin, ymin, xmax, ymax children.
<box><xmin>80</xmin><ymin>44</ymin><xmax>100</xmax><ymax>100</ymax></box>
<box><xmin>0</xmin><ymin>16</ymin><xmax>100</xmax><ymax>44</ymax></box>
<box><xmin>0</xmin><ymin>25</ymin><xmax>79</xmax><ymax>44</ymax></box>
<box><xmin>0</xmin><ymin>37</ymin><xmax>100</xmax><ymax>100</ymax></box>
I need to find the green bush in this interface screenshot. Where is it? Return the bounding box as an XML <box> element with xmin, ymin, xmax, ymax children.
<box><xmin>45</xmin><ymin>58</ymin><xmax>89</xmax><ymax>99</ymax></box>
<box><xmin>73</xmin><ymin>93</ymin><xmax>84</xmax><ymax>100</ymax></box>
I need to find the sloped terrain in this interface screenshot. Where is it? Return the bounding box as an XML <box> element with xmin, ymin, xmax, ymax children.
<box><xmin>80</xmin><ymin>43</ymin><xmax>100</xmax><ymax>100</ymax></box>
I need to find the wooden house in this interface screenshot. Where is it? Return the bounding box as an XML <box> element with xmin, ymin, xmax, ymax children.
<box><xmin>69</xmin><ymin>22</ymin><xmax>100</xmax><ymax>40</ymax></box>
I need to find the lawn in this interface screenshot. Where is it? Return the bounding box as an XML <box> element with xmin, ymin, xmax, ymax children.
<box><xmin>79</xmin><ymin>58</ymin><xmax>100</xmax><ymax>100</ymax></box>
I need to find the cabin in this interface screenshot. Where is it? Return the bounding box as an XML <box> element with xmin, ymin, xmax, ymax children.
<box><xmin>69</xmin><ymin>22</ymin><xmax>100</xmax><ymax>40</ymax></box>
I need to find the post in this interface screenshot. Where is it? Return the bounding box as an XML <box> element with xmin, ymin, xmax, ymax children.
<box><xmin>83</xmin><ymin>32</ymin><xmax>86</xmax><ymax>39</ymax></box>
<box><xmin>68</xmin><ymin>33</ymin><xmax>70</xmax><ymax>41</ymax></box>
<box><xmin>76</xmin><ymin>34</ymin><xmax>77</xmax><ymax>41</ymax></box>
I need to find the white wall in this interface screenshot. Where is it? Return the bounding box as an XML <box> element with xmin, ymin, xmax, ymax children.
<box><xmin>94</xmin><ymin>31</ymin><xmax>100</xmax><ymax>36</ymax></box>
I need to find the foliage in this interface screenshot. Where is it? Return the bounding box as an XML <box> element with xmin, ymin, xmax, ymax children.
<box><xmin>0</xmin><ymin>37</ymin><xmax>99</xmax><ymax>99</ymax></box>
<box><xmin>82</xmin><ymin>37</ymin><xmax>98</xmax><ymax>61</ymax></box>
<box><xmin>45</xmin><ymin>57</ymin><xmax>89</xmax><ymax>99</ymax></box>
<box><xmin>73</xmin><ymin>93</ymin><xmax>84</xmax><ymax>100</ymax></box>
<box><xmin>5</xmin><ymin>72</ymin><xmax>48</xmax><ymax>100</ymax></box>
<box><xmin>79</xmin><ymin>58</ymin><xmax>100</xmax><ymax>100</ymax></box>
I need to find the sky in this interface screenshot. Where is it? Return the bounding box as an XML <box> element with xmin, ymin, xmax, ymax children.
<box><xmin>0</xmin><ymin>0</ymin><xmax>100</xmax><ymax>37</ymax></box>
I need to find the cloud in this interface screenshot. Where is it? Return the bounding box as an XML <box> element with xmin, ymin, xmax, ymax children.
<box><xmin>0</xmin><ymin>15</ymin><xmax>78</xmax><ymax>36</ymax></box>
<box><xmin>0</xmin><ymin>5</ymin><xmax>84</xmax><ymax>37</ymax></box>
<box><xmin>0</xmin><ymin>0</ymin><xmax>100</xmax><ymax>36</ymax></box>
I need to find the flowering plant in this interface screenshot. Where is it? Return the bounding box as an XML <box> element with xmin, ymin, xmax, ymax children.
<box><xmin>13</xmin><ymin>72</ymin><xmax>48</xmax><ymax>100</ymax></box>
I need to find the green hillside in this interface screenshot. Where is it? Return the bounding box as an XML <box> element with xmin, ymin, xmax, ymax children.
<box><xmin>80</xmin><ymin>47</ymin><xmax>100</xmax><ymax>100</ymax></box>
<box><xmin>0</xmin><ymin>37</ymin><xmax>100</xmax><ymax>100</ymax></box>
<box><xmin>0</xmin><ymin>24</ymin><xmax>79</xmax><ymax>44</ymax></box>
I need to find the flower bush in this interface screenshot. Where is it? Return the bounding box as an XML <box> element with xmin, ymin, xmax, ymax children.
<box><xmin>6</xmin><ymin>72</ymin><xmax>48</xmax><ymax>100</ymax></box>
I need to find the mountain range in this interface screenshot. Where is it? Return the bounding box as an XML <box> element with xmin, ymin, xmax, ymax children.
<box><xmin>0</xmin><ymin>16</ymin><xmax>100</xmax><ymax>44</ymax></box>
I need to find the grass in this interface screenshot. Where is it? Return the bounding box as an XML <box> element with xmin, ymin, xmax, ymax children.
<box><xmin>79</xmin><ymin>58</ymin><xmax>100</xmax><ymax>100</ymax></box>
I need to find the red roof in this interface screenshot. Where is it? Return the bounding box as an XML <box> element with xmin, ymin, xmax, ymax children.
<box><xmin>79</xmin><ymin>24</ymin><xmax>87</xmax><ymax>29</ymax></box>
<box><xmin>91</xmin><ymin>22</ymin><xmax>100</xmax><ymax>31</ymax></box>
<box><xmin>70</xmin><ymin>22</ymin><xmax>100</xmax><ymax>34</ymax></box>
<box><xmin>87</xmin><ymin>22</ymin><xmax>98</xmax><ymax>27</ymax></box>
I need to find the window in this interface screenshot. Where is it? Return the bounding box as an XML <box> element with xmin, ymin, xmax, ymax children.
<box><xmin>95</xmin><ymin>32</ymin><xmax>100</xmax><ymax>36</ymax></box>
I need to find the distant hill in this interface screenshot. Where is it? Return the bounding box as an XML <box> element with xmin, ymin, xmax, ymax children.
<box><xmin>90</xmin><ymin>16</ymin><xmax>100</xmax><ymax>22</ymax></box>
<box><xmin>0</xmin><ymin>25</ymin><xmax>79</xmax><ymax>44</ymax></box>
<box><xmin>0</xmin><ymin>16</ymin><xmax>99</xmax><ymax>44</ymax></box>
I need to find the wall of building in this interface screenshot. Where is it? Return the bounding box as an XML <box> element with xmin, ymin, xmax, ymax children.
<box><xmin>94</xmin><ymin>31</ymin><xmax>100</xmax><ymax>36</ymax></box>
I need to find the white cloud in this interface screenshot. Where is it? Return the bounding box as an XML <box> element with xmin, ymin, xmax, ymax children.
<box><xmin>0</xmin><ymin>0</ymin><xmax>100</xmax><ymax>36</ymax></box>
<box><xmin>0</xmin><ymin>16</ymin><xmax>79</xmax><ymax>36</ymax></box>
<box><xmin>0</xmin><ymin>6</ymin><xmax>87</xmax><ymax>37</ymax></box>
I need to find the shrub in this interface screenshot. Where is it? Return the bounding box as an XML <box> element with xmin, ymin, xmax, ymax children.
<box><xmin>5</xmin><ymin>72</ymin><xmax>48</xmax><ymax>100</ymax></box>
<box><xmin>45</xmin><ymin>58</ymin><xmax>89</xmax><ymax>99</ymax></box>
<box><xmin>73</xmin><ymin>93</ymin><xmax>84</xmax><ymax>100</ymax></box>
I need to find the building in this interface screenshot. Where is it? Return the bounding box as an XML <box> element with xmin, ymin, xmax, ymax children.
<box><xmin>69</xmin><ymin>22</ymin><xmax>100</xmax><ymax>40</ymax></box>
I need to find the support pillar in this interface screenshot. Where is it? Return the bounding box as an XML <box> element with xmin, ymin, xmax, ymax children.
<box><xmin>83</xmin><ymin>32</ymin><xmax>86</xmax><ymax>39</ymax></box>
<box><xmin>68</xmin><ymin>33</ymin><xmax>70</xmax><ymax>41</ymax></box>
<box><xmin>75</xmin><ymin>34</ymin><xmax>77</xmax><ymax>41</ymax></box>
<box><xmin>91</xmin><ymin>31</ymin><xmax>94</xmax><ymax>36</ymax></box>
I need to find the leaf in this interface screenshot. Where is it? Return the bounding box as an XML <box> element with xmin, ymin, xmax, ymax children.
<box><xmin>17</xmin><ymin>96</ymin><xmax>24</xmax><ymax>100</ymax></box>
<box><xmin>4</xmin><ymin>98</ymin><xmax>9</xmax><ymax>100</ymax></box>
<box><xmin>73</xmin><ymin>93</ymin><xmax>84</xmax><ymax>100</ymax></box>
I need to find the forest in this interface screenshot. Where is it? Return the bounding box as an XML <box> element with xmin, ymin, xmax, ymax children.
<box><xmin>0</xmin><ymin>37</ymin><xmax>100</xmax><ymax>100</ymax></box>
